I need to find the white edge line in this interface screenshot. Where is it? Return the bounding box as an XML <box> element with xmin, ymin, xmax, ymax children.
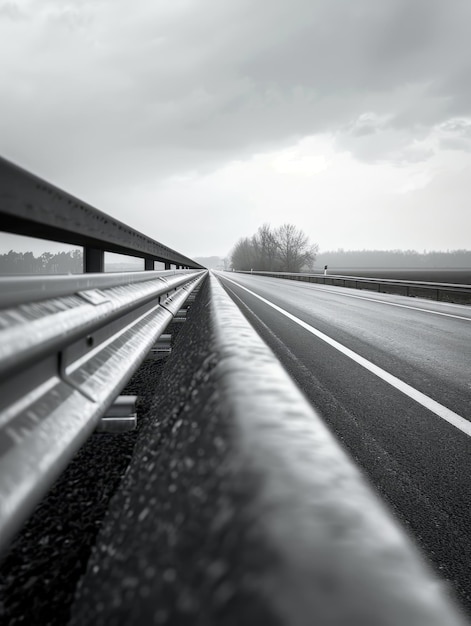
<box><xmin>220</xmin><ymin>275</ymin><xmax>471</xmax><ymax>438</ymax></box>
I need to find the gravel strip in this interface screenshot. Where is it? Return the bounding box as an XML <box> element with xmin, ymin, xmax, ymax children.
<box><xmin>0</xmin><ymin>316</ymin><xmax>187</xmax><ymax>626</ymax></box>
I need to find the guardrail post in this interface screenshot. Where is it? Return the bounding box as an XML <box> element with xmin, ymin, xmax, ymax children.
<box><xmin>84</xmin><ymin>247</ymin><xmax>104</xmax><ymax>273</ymax></box>
<box><xmin>145</xmin><ymin>259</ymin><xmax>154</xmax><ymax>271</ymax></box>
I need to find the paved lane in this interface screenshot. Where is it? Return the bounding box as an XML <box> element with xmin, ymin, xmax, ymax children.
<box><xmin>216</xmin><ymin>271</ymin><xmax>471</xmax><ymax>615</ymax></box>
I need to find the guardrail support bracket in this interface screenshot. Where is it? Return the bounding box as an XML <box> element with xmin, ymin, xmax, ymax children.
<box><xmin>173</xmin><ymin>309</ymin><xmax>187</xmax><ymax>323</ymax></box>
<box><xmin>149</xmin><ymin>333</ymin><xmax>172</xmax><ymax>358</ymax></box>
<box><xmin>96</xmin><ymin>395</ymin><xmax>138</xmax><ymax>433</ymax></box>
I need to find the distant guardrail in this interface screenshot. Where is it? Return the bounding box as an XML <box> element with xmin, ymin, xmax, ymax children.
<box><xmin>237</xmin><ymin>270</ymin><xmax>471</xmax><ymax>304</ymax></box>
<box><xmin>0</xmin><ymin>156</ymin><xmax>204</xmax><ymax>271</ymax></box>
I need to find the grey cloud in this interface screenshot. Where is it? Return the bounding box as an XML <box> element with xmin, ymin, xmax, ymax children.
<box><xmin>335</xmin><ymin>111</ymin><xmax>436</xmax><ymax>164</ymax></box>
<box><xmin>440</xmin><ymin>118</ymin><xmax>471</xmax><ymax>137</ymax></box>
<box><xmin>0</xmin><ymin>1</ymin><xmax>26</xmax><ymax>20</ymax></box>
<box><xmin>438</xmin><ymin>118</ymin><xmax>471</xmax><ymax>152</ymax></box>
<box><xmin>336</xmin><ymin>125</ymin><xmax>435</xmax><ymax>165</ymax></box>
<box><xmin>440</xmin><ymin>137</ymin><xmax>471</xmax><ymax>152</ymax></box>
<box><xmin>46</xmin><ymin>9</ymin><xmax>93</xmax><ymax>31</ymax></box>
<box><xmin>1</xmin><ymin>0</ymin><xmax>471</xmax><ymax>187</ymax></box>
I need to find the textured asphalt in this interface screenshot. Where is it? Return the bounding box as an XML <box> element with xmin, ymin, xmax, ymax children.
<box><xmin>217</xmin><ymin>272</ymin><xmax>471</xmax><ymax>616</ymax></box>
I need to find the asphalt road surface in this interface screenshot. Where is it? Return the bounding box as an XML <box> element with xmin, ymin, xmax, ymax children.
<box><xmin>215</xmin><ymin>271</ymin><xmax>471</xmax><ymax>615</ymax></box>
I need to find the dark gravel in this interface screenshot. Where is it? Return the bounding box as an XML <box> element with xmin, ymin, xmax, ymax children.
<box><xmin>0</xmin><ymin>316</ymin><xmax>186</xmax><ymax>625</ymax></box>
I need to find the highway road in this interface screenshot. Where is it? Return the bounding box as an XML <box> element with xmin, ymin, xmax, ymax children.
<box><xmin>215</xmin><ymin>270</ymin><xmax>471</xmax><ymax>614</ymax></box>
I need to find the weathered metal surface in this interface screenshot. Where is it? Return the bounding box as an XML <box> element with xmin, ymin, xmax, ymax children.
<box><xmin>0</xmin><ymin>271</ymin><xmax>207</xmax><ymax>554</ymax></box>
<box><xmin>0</xmin><ymin>271</ymin><xmax>206</xmax><ymax>379</ymax></box>
<box><xmin>160</xmin><ymin>280</ymin><xmax>201</xmax><ymax>316</ymax></box>
<box><xmin>0</xmin><ymin>268</ymin><xmax>199</xmax><ymax>309</ymax></box>
<box><xmin>0</xmin><ymin>156</ymin><xmax>204</xmax><ymax>269</ymax></box>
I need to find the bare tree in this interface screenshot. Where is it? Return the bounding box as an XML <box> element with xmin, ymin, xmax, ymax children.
<box><xmin>230</xmin><ymin>237</ymin><xmax>257</xmax><ymax>271</ymax></box>
<box><xmin>275</xmin><ymin>224</ymin><xmax>317</xmax><ymax>272</ymax></box>
<box><xmin>230</xmin><ymin>224</ymin><xmax>318</xmax><ymax>272</ymax></box>
<box><xmin>252</xmin><ymin>224</ymin><xmax>279</xmax><ymax>271</ymax></box>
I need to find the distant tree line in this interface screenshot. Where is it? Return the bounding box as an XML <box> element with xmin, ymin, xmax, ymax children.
<box><xmin>0</xmin><ymin>250</ymin><xmax>83</xmax><ymax>274</ymax></box>
<box><xmin>316</xmin><ymin>249</ymin><xmax>471</xmax><ymax>269</ymax></box>
<box><xmin>231</xmin><ymin>224</ymin><xmax>318</xmax><ymax>272</ymax></box>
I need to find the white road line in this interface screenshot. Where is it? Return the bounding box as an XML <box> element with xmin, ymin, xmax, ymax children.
<box><xmin>220</xmin><ymin>275</ymin><xmax>471</xmax><ymax>437</ymax></box>
<box><xmin>243</xmin><ymin>275</ymin><xmax>471</xmax><ymax>322</ymax></box>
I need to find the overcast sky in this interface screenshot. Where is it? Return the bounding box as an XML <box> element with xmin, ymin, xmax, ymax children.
<box><xmin>1</xmin><ymin>0</ymin><xmax>470</xmax><ymax>258</ymax></box>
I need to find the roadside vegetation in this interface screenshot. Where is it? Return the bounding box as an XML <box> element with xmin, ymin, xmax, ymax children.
<box><xmin>0</xmin><ymin>250</ymin><xmax>83</xmax><ymax>274</ymax></box>
<box><xmin>231</xmin><ymin>224</ymin><xmax>318</xmax><ymax>272</ymax></box>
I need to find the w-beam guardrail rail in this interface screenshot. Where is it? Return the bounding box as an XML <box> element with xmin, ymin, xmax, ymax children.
<box><xmin>0</xmin><ymin>155</ymin><xmax>207</xmax><ymax>553</ymax></box>
<box><xmin>239</xmin><ymin>270</ymin><xmax>471</xmax><ymax>304</ymax></box>
<box><xmin>0</xmin><ymin>268</ymin><xmax>206</xmax><ymax>553</ymax></box>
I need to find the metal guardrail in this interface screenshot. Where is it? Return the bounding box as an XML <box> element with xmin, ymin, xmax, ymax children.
<box><xmin>0</xmin><ymin>156</ymin><xmax>204</xmax><ymax>270</ymax></box>
<box><xmin>0</xmin><ymin>268</ymin><xmax>207</xmax><ymax>554</ymax></box>
<box><xmin>238</xmin><ymin>270</ymin><xmax>471</xmax><ymax>303</ymax></box>
<box><xmin>0</xmin><ymin>267</ymin><xmax>198</xmax><ymax>308</ymax></box>
<box><xmin>0</xmin><ymin>156</ymin><xmax>208</xmax><ymax>552</ymax></box>
<box><xmin>70</xmin><ymin>272</ymin><xmax>467</xmax><ymax>625</ymax></box>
